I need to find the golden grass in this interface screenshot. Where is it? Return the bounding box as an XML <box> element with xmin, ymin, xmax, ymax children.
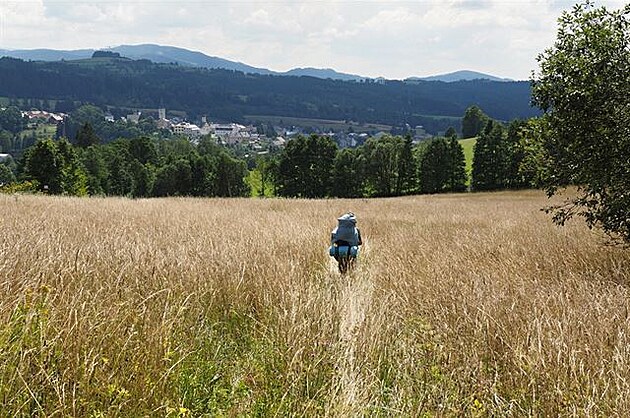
<box><xmin>1</xmin><ymin>191</ymin><xmax>629</xmax><ymax>416</ymax></box>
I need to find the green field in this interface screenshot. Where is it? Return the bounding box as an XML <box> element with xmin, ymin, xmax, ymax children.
<box><xmin>458</xmin><ymin>137</ymin><xmax>476</xmax><ymax>178</ymax></box>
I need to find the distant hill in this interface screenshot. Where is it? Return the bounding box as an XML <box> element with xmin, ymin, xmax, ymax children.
<box><xmin>0</xmin><ymin>45</ymin><xmax>511</xmax><ymax>83</ymax></box>
<box><xmin>407</xmin><ymin>70</ymin><xmax>514</xmax><ymax>83</ymax></box>
<box><xmin>0</xmin><ymin>48</ymin><xmax>94</xmax><ymax>62</ymax></box>
<box><xmin>0</xmin><ymin>55</ymin><xmax>538</xmax><ymax>135</ymax></box>
<box><xmin>283</xmin><ymin>67</ymin><xmax>365</xmax><ymax>81</ymax></box>
<box><xmin>108</xmin><ymin>44</ymin><xmax>276</xmax><ymax>75</ymax></box>
<box><xmin>0</xmin><ymin>44</ymin><xmax>364</xmax><ymax>81</ymax></box>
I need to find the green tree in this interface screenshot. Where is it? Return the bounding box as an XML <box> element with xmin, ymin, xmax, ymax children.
<box><xmin>189</xmin><ymin>153</ymin><xmax>217</xmax><ymax>197</ymax></box>
<box><xmin>129</xmin><ymin>159</ymin><xmax>155</xmax><ymax>198</ymax></box>
<box><xmin>461</xmin><ymin>105</ymin><xmax>489</xmax><ymax>139</ymax></box>
<box><xmin>24</xmin><ymin>138</ymin><xmax>87</xmax><ymax>195</ymax></box>
<box><xmin>253</xmin><ymin>155</ymin><xmax>275</xmax><ymax>197</ymax></box>
<box><xmin>0</xmin><ymin>106</ymin><xmax>26</xmax><ymax>134</ymax></box>
<box><xmin>78</xmin><ymin>145</ymin><xmax>109</xmax><ymax>195</ymax></box>
<box><xmin>0</xmin><ymin>129</ymin><xmax>12</xmax><ymax>152</ymax></box>
<box><xmin>504</xmin><ymin>119</ymin><xmax>530</xmax><ymax>188</ymax></box>
<box><xmin>56</xmin><ymin>138</ymin><xmax>88</xmax><ymax>196</ymax></box>
<box><xmin>445</xmin><ymin>126</ymin><xmax>458</xmax><ymax>139</ymax></box>
<box><xmin>448</xmin><ymin>137</ymin><xmax>468</xmax><ymax>192</ymax></box>
<box><xmin>332</xmin><ymin>148</ymin><xmax>364</xmax><ymax>198</ymax></box>
<box><xmin>531</xmin><ymin>2</ymin><xmax>630</xmax><ymax>242</ymax></box>
<box><xmin>362</xmin><ymin>135</ymin><xmax>403</xmax><ymax>197</ymax></box>
<box><xmin>396</xmin><ymin>135</ymin><xmax>417</xmax><ymax>195</ymax></box>
<box><xmin>472</xmin><ymin>121</ymin><xmax>509</xmax><ymax>191</ymax></box>
<box><xmin>418</xmin><ymin>138</ymin><xmax>452</xmax><ymax>194</ymax></box>
<box><xmin>153</xmin><ymin>159</ymin><xmax>193</xmax><ymax>197</ymax></box>
<box><xmin>106</xmin><ymin>153</ymin><xmax>134</xmax><ymax>196</ymax></box>
<box><xmin>129</xmin><ymin>136</ymin><xmax>158</xmax><ymax>165</ymax></box>
<box><xmin>0</xmin><ymin>164</ymin><xmax>15</xmax><ymax>184</ymax></box>
<box><xmin>215</xmin><ymin>152</ymin><xmax>249</xmax><ymax>197</ymax></box>
<box><xmin>277</xmin><ymin>135</ymin><xmax>337</xmax><ymax>198</ymax></box>
<box><xmin>75</xmin><ymin>122</ymin><xmax>100</xmax><ymax>148</ymax></box>
<box><xmin>71</xmin><ymin>105</ymin><xmax>105</xmax><ymax>128</ymax></box>
<box><xmin>24</xmin><ymin>139</ymin><xmax>63</xmax><ymax>193</ymax></box>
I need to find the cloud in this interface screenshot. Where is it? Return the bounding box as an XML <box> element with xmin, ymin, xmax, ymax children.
<box><xmin>0</xmin><ymin>0</ymin><xmax>626</xmax><ymax>80</ymax></box>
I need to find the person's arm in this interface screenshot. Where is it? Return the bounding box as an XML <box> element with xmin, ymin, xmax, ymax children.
<box><xmin>357</xmin><ymin>229</ymin><xmax>363</xmax><ymax>245</ymax></box>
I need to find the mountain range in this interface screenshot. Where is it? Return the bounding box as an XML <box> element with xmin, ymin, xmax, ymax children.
<box><xmin>0</xmin><ymin>44</ymin><xmax>514</xmax><ymax>83</ymax></box>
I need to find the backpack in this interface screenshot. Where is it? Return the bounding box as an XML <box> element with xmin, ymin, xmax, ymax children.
<box><xmin>332</xmin><ymin>213</ymin><xmax>359</xmax><ymax>246</ymax></box>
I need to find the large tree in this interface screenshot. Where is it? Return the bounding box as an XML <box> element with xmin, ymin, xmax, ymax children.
<box><xmin>419</xmin><ymin>138</ymin><xmax>451</xmax><ymax>194</ymax></box>
<box><xmin>395</xmin><ymin>135</ymin><xmax>417</xmax><ymax>195</ymax></box>
<box><xmin>531</xmin><ymin>2</ymin><xmax>630</xmax><ymax>242</ymax></box>
<box><xmin>333</xmin><ymin>148</ymin><xmax>364</xmax><ymax>198</ymax></box>
<box><xmin>448</xmin><ymin>137</ymin><xmax>468</xmax><ymax>192</ymax></box>
<box><xmin>276</xmin><ymin>135</ymin><xmax>337</xmax><ymax>198</ymax></box>
<box><xmin>0</xmin><ymin>106</ymin><xmax>26</xmax><ymax>134</ymax></box>
<box><xmin>471</xmin><ymin>121</ymin><xmax>509</xmax><ymax>191</ymax></box>
<box><xmin>461</xmin><ymin>105</ymin><xmax>489</xmax><ymax>139</ymax></box>
<box><xmin>24</xmin><ymin>138</ymin><xmax>87</xmax><ymax>195</ymax></box>
<box><xmin>75</xmin><ymin>122</ymin><xmax>100</xmax><ymax>148</ymax></box>
<box><xmin>362</xmin><ymin>135</ymin><xmax>403</xmax><ymax>197</ymax></box>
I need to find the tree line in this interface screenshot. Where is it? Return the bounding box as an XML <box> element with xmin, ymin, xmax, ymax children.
<box><xmin>6</xmin><ymin>135</ymin><xmax>249</xmax><ymax>198</ymax></box>
<box><xmin>2</xmin><ymin>108</ymin><xmax>535</xmax><ymax>199</ymax></box>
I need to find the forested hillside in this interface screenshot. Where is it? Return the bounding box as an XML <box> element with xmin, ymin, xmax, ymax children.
<box><xmin>0</xmin><ymin>56</ymin><xmax>537</xmax><ymax>130</ymax></box>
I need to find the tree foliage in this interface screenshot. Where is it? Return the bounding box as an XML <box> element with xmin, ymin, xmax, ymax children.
<box><xmin>23</xmin><ymin>138</ymin><xmax>87</xmax><ymax>195</ymax></box>
<box><xmin>276</xmin><ymin>135</ymin><xmax>337</xmax><ymax>198</ymax></box>
<box><xmin>418</xmin><ymin>137</ymin><xmax>467</xmax><ymax>194</ymax></box>
<box><xmin>531</xmin><ymin>1</ymin><xmax>630</xmax><ymax>242</ymax></box>
<box><xmin>472</xmin><ymin>121</ymin><xmax>509</xmax><ymax>191</ymax></box>
<box><xmin>362</xmin><ymin>135</ymin><xmax>404</xmax><ymax>197</ymax></box>
<box><xmin>0</xmin><ymin>106</ymin><xmax>26</xmax><ymax>134</ymax></box>
<box><xmin>461</xmin><ymin>105</ymin><xmax>489</xmax><ymax>138</ymax></box>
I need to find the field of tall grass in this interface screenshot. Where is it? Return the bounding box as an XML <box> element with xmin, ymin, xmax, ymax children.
<box><xmin>1</xmin><ymin>191</ymin><xmax>629</xmax><ymax>416</ymax></box>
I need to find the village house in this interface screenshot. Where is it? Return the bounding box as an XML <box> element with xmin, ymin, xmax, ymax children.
<box><xmin>22</xmin><ymin>110</ymin><xmax>66</xmax><ymax>126</ymax></box>
<box><xmin>207</xmin><ymin>123</ymin><xmax>260</xmax><ymax>145</ymax></box>
<box><xmin>172</xmin><ymin>122</ymin><xmax>201</xmax><ymax>140</ymax></box>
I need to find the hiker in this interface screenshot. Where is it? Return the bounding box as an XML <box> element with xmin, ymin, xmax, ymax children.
<box><xmin>329</xmin><ymin>212</ymin><xmax>363</xmax><ymax>274</ymax></box>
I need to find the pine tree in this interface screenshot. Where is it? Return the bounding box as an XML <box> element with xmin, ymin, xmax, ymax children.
<box><xmin>396</xmin><ymin>135</ymin><xmax>417</xmax><ymax>195</ymax></box>
<box><xmin>419</xmin><ymin>138</ymin><xmax>451</xmax><ymax>194</ymax></box>
<box><xmin>75</xmin><ymin>122</ymin><xmax>100</xmax><ymax>148</ymax></box>
<box><xmin>448</xmin><ymin>137</ymin><xmax>467</xmax><ymax>192</ymax></box>
<box><xmin>472</xmin><ymin>121</ymin><xmax>509</xmax><ymax>191</ymax></box>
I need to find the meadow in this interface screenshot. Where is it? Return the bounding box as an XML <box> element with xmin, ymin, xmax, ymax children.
<box><xmin>1</xmin><ymin>191</ymin><xmax>629</xmax><ymax>416</ymax></box>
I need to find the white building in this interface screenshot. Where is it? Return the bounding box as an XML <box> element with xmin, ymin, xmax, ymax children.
<box><xmin>127</xmin><ymin>112</ymin><xmax>141</xmax><ymax>124</ymax></box>
<box><xmin>210</xmin><ymin>123</ymin><xmax>259</xmax><ymax>145</ymax></box>
<box><xmin>172</xmin><ymin>122</ymin><xmax>201</xmax><ymax>140</ymax></box>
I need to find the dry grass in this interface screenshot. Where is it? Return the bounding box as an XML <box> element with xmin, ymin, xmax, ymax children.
<box><xmin>1</xmin><ymin>191</ymin><xmax>629</xmax><ymax>416</ymax></box>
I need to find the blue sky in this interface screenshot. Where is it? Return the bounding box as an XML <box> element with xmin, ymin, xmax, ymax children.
<box><xmin>0</xmin><ymin>0</ymin><xmax>626</xmax><ymax>80</ymax></box>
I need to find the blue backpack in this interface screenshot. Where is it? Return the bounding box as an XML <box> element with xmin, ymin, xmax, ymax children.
<box><xmin>329</xmin><ymin>213</ymin><xmax>360</xmax><ymax>258</ymax></box>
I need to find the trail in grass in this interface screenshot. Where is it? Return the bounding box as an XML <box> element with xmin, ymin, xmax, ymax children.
<box><xmin>330</xmin><ymin>243</ymin><xmax>374</xmax><ymax>413</ymax></box>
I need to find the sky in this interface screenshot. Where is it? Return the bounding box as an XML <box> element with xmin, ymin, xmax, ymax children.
<box><xmin>0</xmin><ymin>0</ymin><xmax>626</xmax><ymax>80</ymax></box>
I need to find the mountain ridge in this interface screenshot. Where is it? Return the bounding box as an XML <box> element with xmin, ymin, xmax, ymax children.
<box><xmin>0</xmin><ymin>44</ymin><xmax>516</xmax><ymax>82</ymax></box>
<box><xmin>408</xmin><ymin>70</ymin><xmax>513</xmax><ymax>83</ymax></box>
